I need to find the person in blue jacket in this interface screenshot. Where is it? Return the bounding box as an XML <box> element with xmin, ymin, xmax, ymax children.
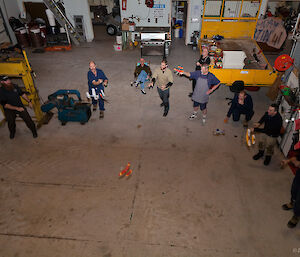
<box><xmin>87</xmin><ymin>61</ymin><xmax>108</xmax><ymax>119</ymax></box>
<box><xmin>224</xmin><ymin>90</ymin><xmax>254</xmax><ymax>127</ymax></box>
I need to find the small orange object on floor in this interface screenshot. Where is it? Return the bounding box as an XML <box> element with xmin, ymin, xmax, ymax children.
<box><xmin>119</xmin><ymin>162</ymin><xmax>130</xmax><ymax>177</ymax></box>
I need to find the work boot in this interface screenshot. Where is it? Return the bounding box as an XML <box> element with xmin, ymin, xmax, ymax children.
<box><xmin>141</xmin><ymin>89</ymin><xmax>146</xmax><ymax>95</ymax></box>
<box><xmin>163</xmin><ymin>105</ymin><xmax>169</xmax><ymax>117</ymax></box>
<box><xmin>264</xmin><ymin>155</ymin><xmax>272</xmax><ymax>166</ymax></box>
<box><xmin>282</xmin><ymin>202</ymin><xmax>294</xmax><ymax>211</ymax></box>
<box><xmin>93</xmin><ymin>105</ymin><xmax>97</xmax><ymax>111</ymax></box>
<box><xmin>243</xmin><ymin>120</ymin><xmax>248</xmax><ymax>127</ymax></box>
<box><xmin>9</xmin><ymin>131</ymin><xmax>15</xmax><ymax>139</ymax></box>
<box><xmin>99</xmin><ymin>111</ymin><xmax>104</xmax><ymax>119</ymax></box>
<box><xmin>32</xmin><ymin>131</ymin><xmax>38</xmax><ymax>138</ymax></box>
<box><xmin>188</xmin><ymin>92</ymin><xmax>193</xmax><ymax>97</ymax></box>
<box><xmin>160</xmin><ymin>102</ymin><xmax>164</xmax><ymax>107</ymax></box>
<box><xmin>253</xmin><ymin>150</ymin><xmax>264</xmax><ymax>160</ymax></box>
<box><xmin>287</xmin><ymin>215</ymin><xmax>300</xmax><ymax>228</ymax></box>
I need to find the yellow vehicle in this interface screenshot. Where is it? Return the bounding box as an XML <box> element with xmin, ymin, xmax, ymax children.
<box><xmin>200</xmin><ymin>0</ymin><xmax>277</xmax><ymax>86</ymax></box>
<box><xmin>0</xmin><ymin>49</ymin><xmax>44</xmax><ymax>127</ymax></box>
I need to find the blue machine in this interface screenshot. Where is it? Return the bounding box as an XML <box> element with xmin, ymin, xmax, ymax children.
<box><xmin>41</xmin><ymin>90</ymin><xmax>91</xmax><ymax>125</ymax></box>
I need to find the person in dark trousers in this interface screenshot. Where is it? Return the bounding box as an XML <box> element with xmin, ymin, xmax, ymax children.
<box><xmin>181</xmin><ymin>64</ymin><xmax>220</xmax><ymax>125</ymax></box>
<box><xmin>281</xmin><ymin>156</ymin><xmax>300</xmax><ymax>228</ymax></box>
<box><xmin>0</xmin><ymin>76</ymin><xmax>37</xmax><ymax>139</ymax></box>
<box><xmin>87</xmin><ymin>61</ymin><xmax>108</xmax><ymax>119</ymax></box>
<box><xmin>132</xmin><ymin>58</ymin><xmax>152</xmax><ymax>95</ymax></box>
<box><xmin>189</xmin><ymin>46</ymin><xmax>211</xmax><ymax>97</ymax></box>
<box><xmin>224</xmin><ymin>90</ymin><xmax>254</xmax><ymax>127</ymax></box>
<box><xmin>251</xmin><ymin>103</ymin><xmax>282</xmax><ymax>165</ymax></box>
<box><xmin>148</xmin><ymin>60</ymin><xmax>173</xmax><ymax>117</ymax></box>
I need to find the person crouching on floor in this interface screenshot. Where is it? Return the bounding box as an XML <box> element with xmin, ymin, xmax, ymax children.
<box><xmin>224</xmin><ymin>90</ymin><xmax>254</xmax><ymax>127</ymax></box>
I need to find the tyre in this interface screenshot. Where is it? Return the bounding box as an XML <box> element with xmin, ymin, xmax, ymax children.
<box><xmin>61</xmin><ymin>122</ymin><xmax>66</xmax><ymax>126</ymax></box>
<box><xmin>106</xmin><ymin>24</ymin><xmax>117</xmax><ymax>36</ymax></box>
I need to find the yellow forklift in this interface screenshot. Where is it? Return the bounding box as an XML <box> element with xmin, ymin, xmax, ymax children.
<box><xmin>0</xmin><ymin>48</ymin><xmax>45</xmax><ymax>127</ymax></box>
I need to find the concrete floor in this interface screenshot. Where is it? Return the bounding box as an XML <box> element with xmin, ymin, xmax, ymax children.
<box><xmin>0</xmin><ymin>26</ymin><xmax>299</xmax><ymax>257</ymax></box>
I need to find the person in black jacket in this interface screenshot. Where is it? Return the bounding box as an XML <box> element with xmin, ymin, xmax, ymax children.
<box><xmin>0</xmin><ymin>76</ymin><xmax>37</xmax><ymax>139</ymax></box>
<box><xmin>224</xmin><ymin>90</ymin><xmax>254</xmax><ymax>127</ymax></box>
<box><xmin>251</xmin><ymin>103</ymin><xmax>282</xmax><ymax>165</ymax></box>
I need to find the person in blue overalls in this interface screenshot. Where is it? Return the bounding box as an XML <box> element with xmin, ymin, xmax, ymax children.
<box><xmin>87</xmin><ymin>61</ymin><xmax>108</xmax><ymax>119</ymax></box>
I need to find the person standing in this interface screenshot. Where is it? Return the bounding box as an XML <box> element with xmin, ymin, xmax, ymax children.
<box><xmin>224</xmin><ymin>90</ymin><xmax>254</xmax><ymax>127</ymax></box>
<box><xmin>251</xmin><ymin>104</ymin><xmax>282</xmax><ymax>165</ymax></box>
<box><xmin>87</xmin><ymin>61</ymin><xmax>108</xmax><ymax>119</ymax></box>
<box><xmin>189</xmin><ymin>47</ymin><xmax>211</xmax><ymax>97</ymax></box>
<box><xmin>148</xmin><ymin>60</ymin><xmax>173</xmax><ymax>117</ymax></box>
<box><xmin>181</xmin><ymin>64</ymin><xmax>220</xmax><ymax>124</ymax></box>
<box><xmin>281</xmin><ymin>156</ymin><xmax>300</xmax><ymax>228</ymax></box>
<box><xmin>0</xmin><ymin>76</ymin><xmax>37</xmax><ymax>139</ymax></box>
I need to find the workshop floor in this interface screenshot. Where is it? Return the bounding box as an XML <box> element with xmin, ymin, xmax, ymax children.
<box><xmin>0</xmin><ymin>25</ymin><xmax>298</xmax><ymax>257</ymax></box>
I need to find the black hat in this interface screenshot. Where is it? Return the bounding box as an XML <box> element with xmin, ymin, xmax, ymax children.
<box><xmin>0</xmin><ymin>75</ymin><xmax>9</xmax><ymax>81</ymax></box>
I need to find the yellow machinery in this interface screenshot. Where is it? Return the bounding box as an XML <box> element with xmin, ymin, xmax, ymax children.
<box><xmin>200</xmin><ymin>0</ymin><xmax>277</xmax><ymax>86</ymax></box>
<box><xmin>0</xmin><ymin>50</ymin><xmax>44</xmax><ymax>127</ymax></box>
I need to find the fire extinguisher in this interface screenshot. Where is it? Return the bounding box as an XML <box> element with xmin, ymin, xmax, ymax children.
<box><xmin>145</xmin><ymin>0</ymin><xmax>154</xmax><ymax>8</ymax></box>
<box><xmin>122</xmin><ymin>0</ymin><xmax>127</xmax><ymax>10</ymax></box>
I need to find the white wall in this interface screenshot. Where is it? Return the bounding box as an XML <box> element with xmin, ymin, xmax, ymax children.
<box><xmin>17</xmin><ymin>0</ymin><xmax>94</xmax><ymax>42</ymax></box>
<box><xmin>258</xmin><ymin>0</ymin><xmax>268</xmax><ymax>18</ymax></box>
<box><xmin>0</xmin><ymin>0</ymin><xmax>18</xmax><ymax>44</ymax></box>
<box><xmin>63</xmin><ymin>0</ymin><xmax>94</xmax><ymax>42</ymax></box>
<box><xmin>2</xmin><ymin>0</ymin><xmax>20</xmax><ymax>18</ymax></box>
<box><xmin>185</xmin><ymin>0</ymin><xmax>203</xmax><ymax>45</ymax></box>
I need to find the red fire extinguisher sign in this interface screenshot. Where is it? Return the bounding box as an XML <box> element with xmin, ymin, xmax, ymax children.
<box><xmin>122</xmin><ymin>0</ymin><xmax>127</xmax><ymax>10</ymax></box>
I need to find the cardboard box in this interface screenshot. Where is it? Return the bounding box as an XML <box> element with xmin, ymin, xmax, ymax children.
<box><xmin>122</xmin><ymin>22</ymin><xmax>129</xmax><ymax>31</ymax></box>
<box><xmin>122</xmin><ymin>18</ymin><xmax>129</xmax><ymax>31</ymax></box>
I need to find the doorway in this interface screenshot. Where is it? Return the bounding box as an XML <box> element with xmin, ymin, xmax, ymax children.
<box><xmin>172</xmin><ymin>0</ymin><xmax>188</xmax><ymax>41</ymax></box>
<box><xmin>88</xmin><ymin>0</ymin><xmax>120</xmax><ymax>40</ymax></box>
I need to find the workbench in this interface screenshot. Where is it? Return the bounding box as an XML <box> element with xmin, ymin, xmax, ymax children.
<box><xmin>200</xmin><ymin>38</ymin><xmax>277</xmax><ymax>86</ymax></box>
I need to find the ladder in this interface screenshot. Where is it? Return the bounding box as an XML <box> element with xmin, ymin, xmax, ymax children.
<box><xmin>43</xmin><ymin>0</ymin><xmax>84</xmax><ymax>45</ymax></box>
